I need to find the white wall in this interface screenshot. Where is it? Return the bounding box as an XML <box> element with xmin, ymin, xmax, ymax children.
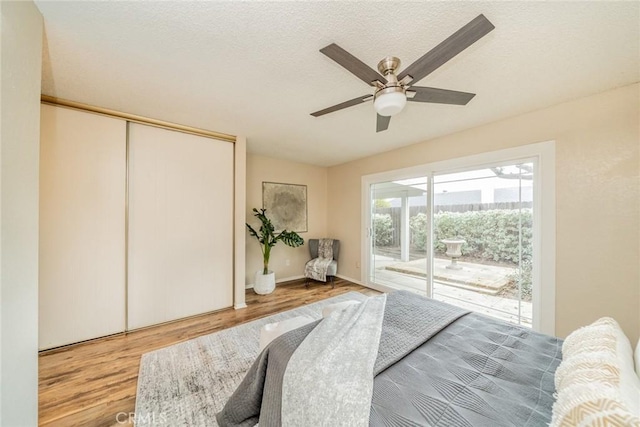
<box><xmin>0</xmin><ymin>1</ymin><xmax>43</xmax><ymax>425</ymax></box>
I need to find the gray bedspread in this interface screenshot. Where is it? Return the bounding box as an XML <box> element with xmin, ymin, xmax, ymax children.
<box><xmin>371</xmin><ymin>312</ymin><xmax>563</xmax><ymax>426</ymax></box>
<box><xmin>217</xmin><ymin>291</ymin><xmax>563</xmax><ymax>427</ymax></box>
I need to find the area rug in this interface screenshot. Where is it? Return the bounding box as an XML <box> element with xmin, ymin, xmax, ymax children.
<box><xmin>134</xmin><ymin>291</ymin><xmax>368</xmax><ymax>426</ymax></box>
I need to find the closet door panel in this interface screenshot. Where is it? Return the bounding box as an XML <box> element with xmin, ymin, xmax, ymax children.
<box><xmin>127</xmin><ymin>123</ymin><xmax>233</xmax><ymax>330</ymax></box>
<box><xmin>39</xmin><ymin>104</ymin><xmax>127</xmax><ymax>349</ymax></box>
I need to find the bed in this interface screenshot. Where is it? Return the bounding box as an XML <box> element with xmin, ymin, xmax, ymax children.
<box><xmin>217</xmin><ymin>291</ymin><xmax>563</xmax><ymax>427</ymax></box>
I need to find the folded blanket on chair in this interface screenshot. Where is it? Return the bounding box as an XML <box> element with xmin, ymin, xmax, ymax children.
<box><xmin>304</xmin><ymin>238</ymin><xmax>333</xmax><ymax>282</ymax></box>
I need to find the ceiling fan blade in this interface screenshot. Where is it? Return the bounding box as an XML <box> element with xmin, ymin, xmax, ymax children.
<box><xmin>398</xmin><ymin>14</ymin><xmax>495</xmax><ymax>84</ymax></box>
<box><xmin>408</xmin><ymin>86</ymin><xmax>476</xmax><ymax>105</ymax></box>
<box><xmin>376</xmin><ymin>114</ymin><xmax>391</xmax><ymax>132</ymax></box>
<box><xmin>320</xmin><ymin>43</ymin><xmax>387</xmax><ymax>86</ymax></box>
<box><xmin>310</xmin><ymin>94</ymin><xmax>373</xmax><ymax>117</ymax></box>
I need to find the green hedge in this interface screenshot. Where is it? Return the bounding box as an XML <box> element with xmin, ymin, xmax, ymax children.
<box><xmin>373</xmin><ymin>213</ymin><xmax>394</xmax><ymax>246</ymax></box>
<box><xmin>410</xmin><ymin>209</ymin><xmax>533</xmax><ymax>264</ymax></box>
<box><xmin>509</xmin><ymin>259</ymin><xmax>532</xmax><ymax>300</ymax></box>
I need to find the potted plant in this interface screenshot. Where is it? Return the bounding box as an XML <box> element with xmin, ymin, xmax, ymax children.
<box><xmin>246</xmin><ymin>208</ymin><xmax>304</xmax><ymax>294</ymax></box>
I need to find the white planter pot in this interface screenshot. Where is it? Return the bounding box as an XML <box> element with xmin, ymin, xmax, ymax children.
<box><xmin>254</xmin><ymin>270</ymin><xmax>276</xmax><ymax>295</ymax></box>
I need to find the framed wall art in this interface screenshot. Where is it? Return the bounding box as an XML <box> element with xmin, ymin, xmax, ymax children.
<box><xmin>262</xmin><ymin>182</ymin><xmax>307</xmax><ymax>233</ymax></box>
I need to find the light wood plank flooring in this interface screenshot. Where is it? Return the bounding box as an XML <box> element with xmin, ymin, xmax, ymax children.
<box><xmin>38</xmin><ymin>278</ymin><xmax>378</xmax><ymax>427</ymax></box>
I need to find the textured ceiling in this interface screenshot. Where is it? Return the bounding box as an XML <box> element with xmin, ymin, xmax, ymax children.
<box><xmin>36</xmin><ymin>1</ymin><xmax>639</xmax><ymax>167</ymax></box>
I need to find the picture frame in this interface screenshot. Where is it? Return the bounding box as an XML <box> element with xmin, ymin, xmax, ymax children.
<box><xmin>262</xmin><ymin>182</ymin><xmax>308</xmax><ymax>233</ymax></box>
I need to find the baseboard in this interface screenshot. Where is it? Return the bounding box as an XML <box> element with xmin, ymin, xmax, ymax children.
<box><xmin>335</xmin><ymin>274</ymin><xmax>396</xmax><ymax>294</ymax></box>
<box><xmin>335</xmin><ymin>274</ymin><xmax>363</xmax><ymax>286</ymax></box>
<box><xmin>245</xmin><ymin>274</ymin><xmax>306</xmax><ymax>290</ymax></box>
<box><xmin>234</xmin><ymin>303</ymin><xmax>247</xmax><ymax>310</ymax></box>
<box><xmin>276</xmin><ymin>274</ymin><xmax>305</xmax><ymax>284</ymax></box>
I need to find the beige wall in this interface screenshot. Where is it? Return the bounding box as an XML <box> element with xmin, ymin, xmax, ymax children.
<box><xmin>0</xmin><ymin>1</ymin><xmax>43</xmax><ymax>424</ymax></box>
<box><xmin>246</xmin><ymin>154</ymin><xmax>328</xmax><ymax>286</ymax></box>
<box><xmin>327</xmin><ymin>83</ymin><xmax>640</xmax><ymax>341</ymax></box>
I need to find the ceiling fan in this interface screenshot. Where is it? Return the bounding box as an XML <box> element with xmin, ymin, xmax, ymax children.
<box><xmin>310</xmin><ymin>14</ymin><xmax>495</xmax><ymax>132</ymax></box>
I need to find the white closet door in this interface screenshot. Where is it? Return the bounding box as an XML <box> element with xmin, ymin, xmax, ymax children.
<box><xmin>39</xmin><ymin>104</ymin><xmax>126</xmax><ymax>349</ymax></box>
<box><xmin>127</xmin><ymin>123</ymin><xmax>233</xmax><ymax>329</ymax></box>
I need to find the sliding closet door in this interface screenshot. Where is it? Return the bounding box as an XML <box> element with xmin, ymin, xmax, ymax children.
<box><xmin>39</xmin><ymin>104</ymin><xmax>127</xmax><ymax>349</ymax></box>
<box><xmin>127</xmin><ymin>123</ymin><xmax>233</xmax><ymax>329</ymax></box>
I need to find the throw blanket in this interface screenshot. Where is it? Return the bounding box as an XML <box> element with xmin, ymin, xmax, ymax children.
<box><xmin>282</xmin><ymin>294</ymin><xmax>386</xmax><ymax>426</ymax></box>
<box><xmin>216</xmin><ymin>291</ymin><xmax>469</xmax><ymax>426</ymax></box>
<box><xmin>304</xmin><ymin>238</ymin><xmax>333</xmax><ymax>282</ymax></box>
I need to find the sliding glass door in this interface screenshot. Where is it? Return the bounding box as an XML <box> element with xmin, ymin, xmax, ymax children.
<box><xmin>369</xmin><ymin>178</ymin><xmax>428</xmax><ymax>292</ymax></box>
<box><xmin>365</xmin><ymin>158</ymin><xmax>539</xmax><ymax>329</ymax></box>
<box><xmin>431</xmin><ymin>163</ymin><xmax>533</xmax><ymax>327</ymax></box>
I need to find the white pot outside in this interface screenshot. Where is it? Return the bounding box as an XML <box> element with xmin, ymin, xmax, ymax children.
<box><xmin>254</xmin><ymin>270</ymin><xmax>276</xmax><ymax>295</ymax></box>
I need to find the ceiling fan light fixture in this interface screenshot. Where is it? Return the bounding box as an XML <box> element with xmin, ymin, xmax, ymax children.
<box><xmin>374</xmin><ymin>87</ymin><xmax>407</xmax><ymax>117</ymax></box>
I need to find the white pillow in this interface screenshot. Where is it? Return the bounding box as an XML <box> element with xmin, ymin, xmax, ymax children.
<box><xmin>259</xmin><ymin>316</ymin><xmax>315</xmax><ymax>351</ymax></box>
<box><xmin>613</xmin><ymin>325</ymin><xmax>640</xmax><ymax>415</ymax></box>
<box><xmin>321</xmin><ymin>300</ymin><xmax>361</xmax><ymax>318</ymax></box>
<box><xmin>551</xmin><ymin>317</ymin><xmax>640</xmax><ymax>426</ymax></box>
<box><xmin>635</xmin><ymin>338</ymin><xmax>640</xmax><ymax>381</ymax></box>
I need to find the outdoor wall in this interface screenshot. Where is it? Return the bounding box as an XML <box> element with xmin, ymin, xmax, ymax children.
<box><xmin>0</xmin><ymin>1</ymin><xmax>43</xmax><ymax>424</ymax></box>
<box><xmin>246</xmin><ymin>154</ymin><xmax>328</xmax><ymax>287</ymax></box>
<box><xmin>327</xmin><ymin>83</ymin><xmax>640</xmax><ymax>342</ymax></box>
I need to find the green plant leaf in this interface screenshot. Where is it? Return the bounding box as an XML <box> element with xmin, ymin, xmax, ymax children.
<box><xmin>276</xmin><ymin>230</ymin><xmax>304</xmax><ymax>248</ymax></box>
<box><xmin>246</xmin><ymin>208</ymin><xmax>305</xmax><ymax>271</ymax></box>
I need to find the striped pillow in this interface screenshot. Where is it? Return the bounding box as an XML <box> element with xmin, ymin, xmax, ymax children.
<box><xmin>550</xmin><ymin>317</ymin><xmax>640</xmax><ymax>426</ymax></box>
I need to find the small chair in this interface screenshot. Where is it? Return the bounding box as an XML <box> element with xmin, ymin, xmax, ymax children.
<box><xmin>305</xmin><ymin>239</ymin><xmax>340</xmax><ymax>288</ymax></box>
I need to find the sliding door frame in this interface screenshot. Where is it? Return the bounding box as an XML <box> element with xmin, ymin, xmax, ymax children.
<box><xmin>362</xmin><ymin>141</ymin><xmax>556</xmax><ymax>335</ymax></box>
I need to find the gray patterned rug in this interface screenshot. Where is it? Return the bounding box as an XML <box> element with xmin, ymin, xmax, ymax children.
<box><xmin>134</xmin><ymin>291</ymin><xmax>368</xmax><ymax>426</ymax></box>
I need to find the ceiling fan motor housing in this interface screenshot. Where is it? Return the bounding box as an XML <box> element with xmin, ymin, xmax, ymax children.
<box><xmin>374</xmin><ymin>56</ymin><xmax>407</xmax><ymax>116</ymax></box>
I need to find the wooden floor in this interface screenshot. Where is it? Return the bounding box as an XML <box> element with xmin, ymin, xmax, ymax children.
<box><xmin>38</xmin><ymin>278</ymin><xmax>378</xmax><ymax>427</ymax></box>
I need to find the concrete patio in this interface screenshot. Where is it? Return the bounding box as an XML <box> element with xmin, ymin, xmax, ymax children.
<box><xmin>372</xmin><ymin>254</ymin><xmax>532</xmax><ymax>327</ymax></box>
<box><xmin>386</xmin><ymin>257</ymin><xmax>515</xmax><ymax>295</ymax></box>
